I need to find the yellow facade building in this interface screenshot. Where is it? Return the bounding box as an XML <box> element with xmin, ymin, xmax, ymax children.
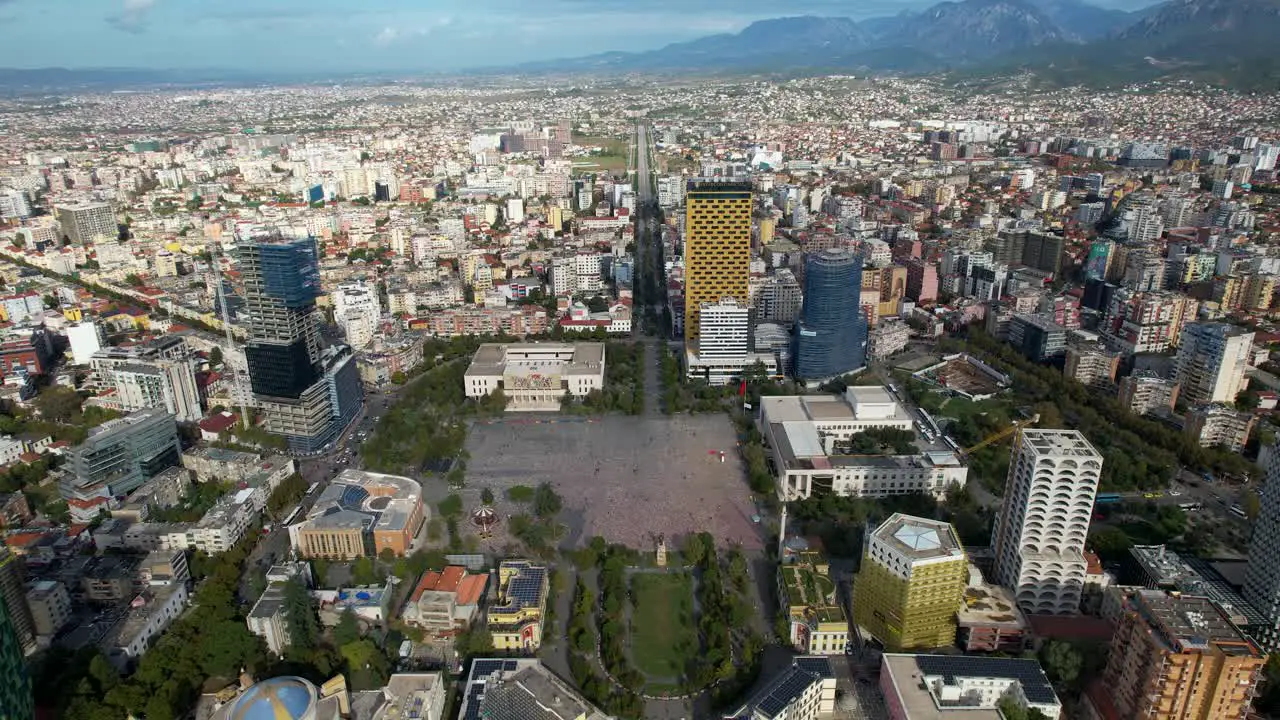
<box><xmin>683</xmin><ymin>180</ymin><xmax>752</xmax><ymax>343</ymax></box>
<box><xmin>851</xmin><ymin>513</ymin><xmax>967</xmax><ymax>651</ymax></box>
<box><xmin>487</xmin><ymin>561</ymin><xmax>548</xmax><ymax>652</ymax></box>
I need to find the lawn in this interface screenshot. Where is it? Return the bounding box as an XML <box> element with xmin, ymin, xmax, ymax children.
<box><xmin>629</xmin><ymin>573</ymin><xmax>697</xmax><ymax>680</ymax></box>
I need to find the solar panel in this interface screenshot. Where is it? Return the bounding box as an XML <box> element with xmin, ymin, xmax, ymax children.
<box><xmin>914</xmin><ymin>655</ymin><xmax>1058</xmax><ymax>704</ymax></box>
<box><xmin>794</xmin><ymin>656</ymin><xmax>833</xmax><ymax>678</ymax></box>
<box><xmin>755</xmin><ymin>667</ymin><xmax>815</xmax><ymax>717</ymax></box>
<box><xmin>471</xmin><ymin>659</ymin><xmax>504</xmax><ymax>678</ymax></box>
<box><xmin>503</xmin><ymin>660</ymin><xmax>518</xmax><ymax>671</ymax></box>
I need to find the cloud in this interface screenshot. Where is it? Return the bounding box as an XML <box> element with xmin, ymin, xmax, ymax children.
<box><xmin>371</xmin><ymin>16</ymin><xmax>453</xmax><ymax>47</ymax></box>
<box><xmin>107</xmin><ymin>0</ymin><xmax>158</xmax><ymax>34</ymax></box>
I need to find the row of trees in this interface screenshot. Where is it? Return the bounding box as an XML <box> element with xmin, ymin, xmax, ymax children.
<box><xmin>568</xmin><ymin>342</ymin><xmax>644</xmax><ymax>415</ymax></box>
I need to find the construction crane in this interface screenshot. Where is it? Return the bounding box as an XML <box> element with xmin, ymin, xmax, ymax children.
<box><xmin>961</xmin><ymin>413</ymin><xmax>1040</xmax><ymax>457</ymax></box>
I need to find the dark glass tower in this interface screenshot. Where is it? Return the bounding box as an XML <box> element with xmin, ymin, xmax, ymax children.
<box><xmin>792</xmin><ymin>248</ymin><xmax>868</xmax><ymax>379</ymax></box>
<box><xmin>238</xmin><ymin>233</ymin><xmax>362</xmax><ymax>454</ymax></box>
<box><xmin>239</xmin><ymin>236</ymin><xmax>323</xmax><ymax>399</ymax></box>
<box><xmin>0</xmin><ymin>595</ymin><xmax>33</xmax><ymax>720</ymax></box>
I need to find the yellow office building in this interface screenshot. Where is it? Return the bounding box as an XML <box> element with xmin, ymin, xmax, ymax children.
<box><xmin>487</xmin><ymin>561</ymin><xmax>549</xmax><ymax>652</ymax></box>
<box><xmin>684</xmin><ymin>180</ymin><xmax>752</xmax><ymax>343</ymax></box>
<box><xmin>851</xmin><ymin>513</ymin><xmax>967</xmax><ymax>651</ymax></box>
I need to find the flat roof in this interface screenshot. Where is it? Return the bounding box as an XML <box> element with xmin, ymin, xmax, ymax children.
<box><xmin>882</xmin><ymin>653</ymin><xmax>1059</xmax><ymax>720</ymax></box>
<box><xmin>1132</xmin><ymin>590</ymin><xmax>1260</xmax><ymax>655</ymax></box>
<box><xmin>873</xmin><ymin>513</ymin><xmax>965</xmax><ymax>563</ymax></box>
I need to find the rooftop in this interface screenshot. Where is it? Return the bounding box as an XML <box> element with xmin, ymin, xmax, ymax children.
<box><xmin>1019</xmin><ymin>429</ymin><xmax>1101</xmax><ymax>458</ymax></box>
<box><xmin>881</xmin><ymin>653</ymin><xmax>1060</xmax><ymax>720</ymax></box>
<box><xmin>1132</xmin><ymin>590</ymin><xmax>1260</xmax><ymax>656</ymax></box>
<box><xmin>872</xmin><ymin>513</ymin><xmax>965</xmax><ymax>563</ymax></box>
<box><xmin>459</xmin><ymin>659</ymin><xmax>610</xmax><ymax>720</ymax></box>
<box><xmin>730</xmin><ymin>656</ymin><xmax>833</xmax><ymax>720</ymax></box>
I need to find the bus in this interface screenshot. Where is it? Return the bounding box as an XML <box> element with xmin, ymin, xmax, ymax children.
<box><xmin>1178</xmin><ymin>502</ymin><xmax>1202</xmax><ymax>512</ymax></box>
<box><xmin>282</xmin><ymin>505</ymin><xmax>303</xmax><ymax>527</ymax></box>
<box><xmin>1095</xmin><ymin>493</ymin><xmax>1123</xmax><ymax>505</ymax></box>
<box><xmin>305</xmin><ymin>482</ymin><xmax>321</xmax><ymax>496</ymax></box>
<box><xmin>1230</xmin><ymin>505</ymin><xmax>1247</xmax><ymax>519</ymax></box>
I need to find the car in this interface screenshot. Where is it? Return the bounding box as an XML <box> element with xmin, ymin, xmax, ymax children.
<box><xmin>1168</xmin><ymin>490</ymin><xmax>1182</xmax><ymax>496</ymax></box>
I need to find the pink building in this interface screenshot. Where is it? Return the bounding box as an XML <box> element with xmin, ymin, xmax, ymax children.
<box><xmin>905</xmin><ymin>258</ymin><xmax>939</xmax><ymax>305</ymax></box>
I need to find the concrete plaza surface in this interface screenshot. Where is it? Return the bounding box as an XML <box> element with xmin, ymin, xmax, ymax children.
<box><xmin>462</xmin><ymin>414</ymin><xmax>765</xmax><ymax>550</ymax></box>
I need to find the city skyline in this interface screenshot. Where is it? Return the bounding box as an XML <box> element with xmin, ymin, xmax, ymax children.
<box><xmin>0</xmin><ymin>0</ymin><xmax>1159</xmax><ymax>73</ymax></box>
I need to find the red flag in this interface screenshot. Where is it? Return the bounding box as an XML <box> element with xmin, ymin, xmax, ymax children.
<box><xmin>739</xmin><ymin>380</ymin><xmax>747</xmax><ymax>396</ymax></box>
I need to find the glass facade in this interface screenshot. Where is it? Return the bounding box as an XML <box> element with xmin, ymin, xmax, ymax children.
<box><xmin>792</xmin><ymin>248</ymin><xmax>868</xmax><ymax>379</ymax></box>
<box><xmin>258</xmin><ymin>241</ymin><xmax>321</xmax><ymax>309</ymax></box>
<box><xmin>63</xmin><ymin>408</ymin><xmax>181</xmax><ymax>500</ymax></box>
<box><xmin>0</xmin><ymin>598</ymin><xmax>33</xmax><ymax>720</ymax></box>
<box><xmin>246</xmin><ymin>339</ymin><xmax>322</xmax><ymax>399</ymax></box>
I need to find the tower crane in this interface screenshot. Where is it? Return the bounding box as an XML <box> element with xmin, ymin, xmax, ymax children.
<box><xmin>961</xmin><ymin>413</ymin><xmax>1040</xmax><ymax>457</ymax></box>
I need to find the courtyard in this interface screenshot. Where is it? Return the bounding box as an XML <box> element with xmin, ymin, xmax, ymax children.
<box><xmin>459</xmin><ymin>414</ymin><xmax>764</xmax><ymax>550</ymax></box>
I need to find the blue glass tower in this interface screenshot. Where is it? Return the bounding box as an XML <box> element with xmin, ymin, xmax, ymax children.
<box><xmin>792</xmin><ymin>248</ymin><xmax>868</xmax><ymax>379</ymax></box>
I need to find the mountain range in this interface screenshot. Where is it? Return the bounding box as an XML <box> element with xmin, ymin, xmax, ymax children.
<box><xmin>517</xmin><ymin>0</ymin><xmax>1280</xmax><ymax>89</ymax></box>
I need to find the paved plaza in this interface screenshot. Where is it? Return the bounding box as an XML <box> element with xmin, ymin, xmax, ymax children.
<box><xmin>462</xmin><ymin>414</ymin><xmax>765</xmax><ymax>550</ymax></box>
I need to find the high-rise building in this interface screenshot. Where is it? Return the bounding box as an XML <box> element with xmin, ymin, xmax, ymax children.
<box><xmin>60</xmin><ymin>408</ymin><xmax>182</xmax><ymax>521</ymax></box>
<box><xmin>992</xmin><ymin>430</ymin><xmax>1102</xmax><ymax>615</ymax></box>
<box><xmin>1174</xmin><ymin>322</ymin><xmax>1254</xmax><ymax>406</ymax></box>
<box><xmin>54</xmin><ymin>202</ymin><xmax>116</xmax><ymax>245</ymax></box>
<box><xmin>238</xmin><ymin>234</ymin><xmax>363</xmax><ymax>453</ymax></box>
<box><xmin>1092</xmin><ymin>590</ymin><xmax>1263</xmax><ymax>720</ymax></box>
<box><xmin>1244</xmin><ymin>450</ymin><xmax>1280</xmax><ymax>650</ymax></box>
<box><xmin>89</xmin><ymin>336</ymin><xmax>202</xmax><ymax>422</ymax></box>
<box><xmin>683</xmin><ymin>180</ymin><xmax>751</xmax><ymax>343</ymax></box>
<box><xmin>0</xmin><ymin>550</ymin><xmax>34</xmax><ymax>654</ymax></box>
<box><xmin>851</xmin><ymin>513</ymin><xmax>968</xmax><ymax>651</ymax></box>
<box><xmin>0</xmin><ymin>594</ymin><xmax>33</xmax><ymax>720</ymax></box>
<box><xmin>792</xmin><ymin>248</ymin><xmax>868</xmax><ymax>380</ymax></box>
<box><xmin>332</xmin><ymin>280</ymin><xmax>382</xmax><ymax>350</ymax></box>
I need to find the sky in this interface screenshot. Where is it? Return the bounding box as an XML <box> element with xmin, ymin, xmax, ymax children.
<box><xmin>0</xmin><ymin>0</ymin><xmax>1161</xmax><ymax>73</ymax></box>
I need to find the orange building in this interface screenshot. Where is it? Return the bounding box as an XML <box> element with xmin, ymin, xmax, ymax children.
<box><xmin>292</xmin><ymin>469</ymin><xmax>425</xmax><ymax>560</ymax></box>
<box><xmin>1086</xmin><ymin>590</ymin><xmax>1263</xmax><ymax>720</ymax></box>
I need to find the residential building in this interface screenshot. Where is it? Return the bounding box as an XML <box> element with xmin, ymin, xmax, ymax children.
<box><xmin>61</xmin><ymin>408</ymin><xmax>181</xmax><ymax>522</ymax></box>
<box><xmin>779</xmin><ymin>549</ymin><xmax>848</xmax><ymax>655</ymax></box>
<box><xmin>905</xmin><ymin>258</ymin><xmax>938</xmax><ymax>304</ymax></box>
<box><xmin>880</xmin><ymin>654</ymin><xmax>1062</xmax><ymax>720</ymax></box>
<box><xmin>101</xmin><ymin>359</ymin><xmax>203</xmax><ymax>422</ymax></box>
<box><xmin>247</xmin><ymin>582</ymin><xmax>292</xmax><ymax>655</ymax></box>
<box><xmin>366</xmin><ymin>673</ymin><xmax>447</xmax><ymax>720</ymax></box>
<box><xmin>868</xmin><ymin>321</ymin><xmax>911</xmax><ymax>361</ymax></box>
<box><xmin>684</xmin><ymin>180</ymin><xmax>751</xmax><ymax>342</ymax></box>
<box><xmin>458</xmin><ymin>659</ymin><xmax>611</xmax><ymax>720</ymax></box>
<box><xmin>25</xmin><ymin>580</ymin><xmax>71</xmax><ymax>638</ymax></box>
<box><xmin>401</xmin><ymin>566</ymin><xmax>488</xmax><ymax>637</ymax></box>
<box><xmin>54</xmin><ymin>202</ymin><xmax>116</xmax><ymax>244</ymax></box>
<box><xmin>1089</xmin><ymin>590</ymin><xmax>1263</xmax><ymax>720</ymax></box>
<box><xmin>1184</xmin><ymin>404</ymin><xmax>1256</xmax><ymax>451</ymax></box>
<box><xmin>463</xmin><ymin>343</ymin><xmax>605</xmax><ymax>411</ymax></box>
<box><xmin>0</xmin><ymin>550</ymin><xmax>33</xmax><ymax>653</ymax></box>
<box><xmin>291</xmin><ymin>470</ymin><xmax>425</xmax><ymax>559</ymax></box>
<box><xmin>1064</xmin><ymin>343</ymin><xmax>1120</xmax><ymax>389</ymax></box>
<box><xmin>102</xmin><ymin>582</ymin><xmax>189</xmax><ymax>670</ymax></box>
<box><xmin>852</xmin><ymin>514</ymin><xmax>968</xmax><ymax>650</ymax></box>
<box><xmin>332</xmin><ymin>280</ymin><xmax>382</xmax><ymax>350</ymax></box>
<box><xmin>487</xmin><ymin>561</ymin><xmax>548</xmax><ymax>652</ymax></box>
<box><xmin>754</xmin><ymin>269</ymin><xmax>802</xmax><ymax>324</ymax></box>
<box><xmin>792</xmin><ymin>248</ymin><xmax>868</xmax><ymax>380</ymax></box>
<box><xmin>726</xmin><ymin>656</ymin><xmax>835</xmax><ymax>720</ymax></box>
<box><xmin>1174</xmin><ymin>322</ymin><xmax>1254</xmax><ymax>406</ymax></box>
<box><xmin>992</xmin><ymin>430</ymin><xmax>1103</xmax><ymax>615</ymax></box>
<box><xmin>239</xmin><ymin>232</ymin><xmax>362</xmax><ymax>454</ymax></box>
<box><xmin>1118</xmin><ymin>373</ymin><xmax>1180</xmax><ymax>416</ymax></box>
<box><xmin>1100</xmin><ymin>291</ymin><xmax>1196</xmax><ymax>355</ymax></box>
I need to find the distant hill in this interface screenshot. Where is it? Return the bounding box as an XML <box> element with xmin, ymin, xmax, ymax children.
<box><xmin>505</xmin><ymin>0</ymin><xmax>1279</xmax><ymax>90</ymax></box>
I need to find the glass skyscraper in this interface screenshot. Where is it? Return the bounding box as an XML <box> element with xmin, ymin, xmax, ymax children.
<box><xmin>0</xmin><ymin>598</ymin><xmax>33</xmax><ymax>720</ymax></box>
<box><xmin>238</xmin><ymin>233</ymin><xmax>363</xmax><ymax>454</ymax></box>
<box><xmin>792</xmin><ymin>248</ymin><xmax>868</xmax><ymax>379</ymax></box>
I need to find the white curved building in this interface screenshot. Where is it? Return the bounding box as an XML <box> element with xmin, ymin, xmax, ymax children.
<box><xmin>990</xmin><ymin>430</ymin><xmax>1102</xmax><ymax>615</ymax></box>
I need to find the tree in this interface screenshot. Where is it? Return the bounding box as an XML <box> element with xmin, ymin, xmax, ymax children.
<box><xmin>437</xmin><ymin>494</ymin><xmax>463</xmax><ymax>518</ymax></box>
<box><xmin>282</xmin><ymin>577</ymin><xmax>320</xmax><ymax>653</ymax></box>
<box><xmin>480</xmin><ymin>487</ymin><xmax>495</xmax><ymax>505</ymax></box>
<box><xmin>209</xmin><ymin>346</ymin><xmax>223</xmax><ymax>367</ymax></box>
<box><xmin>533</xmin><ymin>482</ymin><xmax>562</xmax><ymax>519</ymax></box>
<box><xmin>390</xmin><ymin>371</ymin><xmax>407</xmax><ymax>385</ymax></box>
<box><xmin>1087</xmin><ymin>526</ymin><xmax>1133</xmax><ymax>562</ymax></box>
<box><xmin>1243</xmin><ymin>489</ymin><xmax>1261</xmax><ymax>521</ymax></box>
<box><xmin>36</xmin><ymin>386</ymin><xmax>84</xmax><ymax>423</ymax></box>
<box><xmin>333</xmin><ymin>608</ymin><xmax>360</xmax><ymax>647</ymax></box>
<box><xmin>352</xmin><ymin>557</ymin><xmax>381</xmax><ymax>586</ymax></box>
<box><xmin>1039</xmin><ymin>640</ymin><xmax>1083</xmax><ymax>686</ymax></box>
<box><xmin>125</xmin><ymin>273</ymin><xmax>145</xmax><ymax>287</ymax></box>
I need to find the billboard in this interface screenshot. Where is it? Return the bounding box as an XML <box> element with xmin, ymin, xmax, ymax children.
<box><xmin>307</xmin><ymin>184</ymin><xmax>325</xmax><ymax>204</ymax></box>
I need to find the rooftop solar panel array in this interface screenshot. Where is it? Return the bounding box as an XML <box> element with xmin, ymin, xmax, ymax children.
<box><xmin>505</xmin><ymin>567</ymin><xmax>546</xmax><ymax>608</ymax></box>
<box><xmin>914</xmin><ymin>655</ymin><xmax>1058</xmax><ymax>705</ymax></box>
